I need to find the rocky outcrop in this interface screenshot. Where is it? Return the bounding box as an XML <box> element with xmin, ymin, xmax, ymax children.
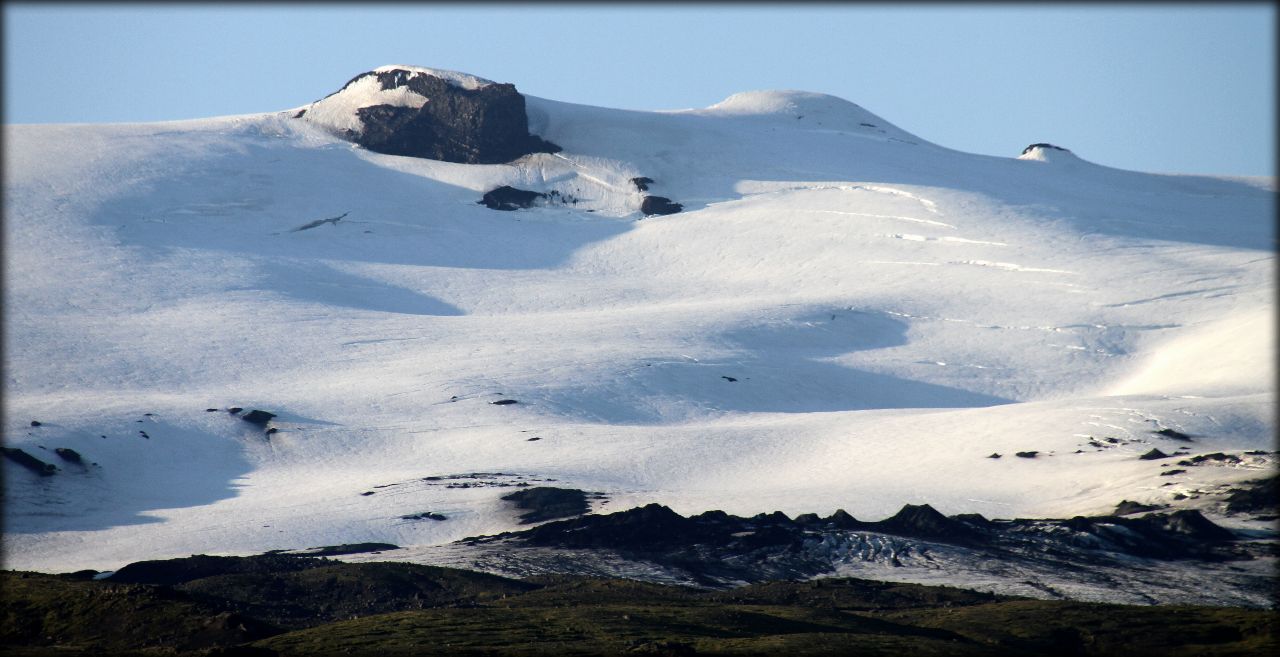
<box><xmin>1021</xmin><ymin>142</ymin><xmax>1069</xmax><ymax>155</ymax></box>
<box><xmin>641</xmin><ymin>196</ymin><xmax>682</xmax><ymax>216</ymax></box>
<box><xmin>501</xmin><ymin>487</ymin><xmax>595</xmax><ymax>524</ymax></box>
<box><xmin>480</xmin><ymin>187</ymin><xmax>545</xmax><ymax>211</ymax></box>
<box><xmin>1224</xmin><ymin>475</ymin><xmax>1278</xmax><ymax>515</ymax></box>
<box><xmin>873</xmin><ymin>503</ymin><xmax>983</xmax><ymax>543</ymax></box>
<box><xmin>53</xmin><ymin>447</ymin><xmax>83</xmax><ymax>464</ymax></box>
<box><xmin>241</xmin><ymin>410</ymin><xmax>276</xmax><ymax>426</ymax></box>
<box><xmin>3</xmin><ymin>447</ymin><xmax>57</xmax><ymax>476</ymax></box>
<box><xmin>302</xmin><ymin>66</ymin><xmax>560</xmax><ymax>164</ymax></box>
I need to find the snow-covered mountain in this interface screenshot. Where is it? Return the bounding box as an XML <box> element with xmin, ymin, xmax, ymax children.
<box><xmin>3</xmin><ymin>67</ymin><xmax>1275</xmax><ymax>594</ymax></box>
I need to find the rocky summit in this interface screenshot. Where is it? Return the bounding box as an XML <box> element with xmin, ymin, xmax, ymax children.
<box><xmin>299</xmin><ymin>65</ymin><xmax>560</xmax><ymax>164</ymax></box>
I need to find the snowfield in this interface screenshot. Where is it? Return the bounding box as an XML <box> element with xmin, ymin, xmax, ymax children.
<box><xmin>3</xmin><ymin>75</ymin><xmax>1274</xmax><ymax>581</ymax></box>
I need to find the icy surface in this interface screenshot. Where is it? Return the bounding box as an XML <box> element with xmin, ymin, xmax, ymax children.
<box><xmin>2</xmin><ymin>70</ymin><xmax>1275</xmax><ymax>597</ymax></box>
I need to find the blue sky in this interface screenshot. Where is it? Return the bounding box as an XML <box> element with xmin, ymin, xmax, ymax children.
<box><xmin>4</xmin><ymin>3</ymin><xmax>1275</xmax><ymax>176</ymax></box>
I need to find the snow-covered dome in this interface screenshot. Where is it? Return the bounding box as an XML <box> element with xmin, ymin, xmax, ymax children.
<box><xmin>693</xmin><ymin>90</ymin><xmax>919</xmax><ymax>141</ymax></box>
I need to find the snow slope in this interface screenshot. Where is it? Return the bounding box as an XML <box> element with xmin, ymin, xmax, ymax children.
<box><xmin>3</xmin><ymin>73</ymin><xmax>1275</xmax><ymax>575</ymax></box>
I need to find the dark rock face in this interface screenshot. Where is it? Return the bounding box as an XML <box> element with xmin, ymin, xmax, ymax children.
<box><xmin>1225</xmin><ymin>475</ymin><xmax>1278</xmax><ymax>515</ymax></box>
<box><xmin>269</xmin><ymin>543</ymin><xmax>401</xmax><ymax>557</ymax></box>
<box><xmin>641</xmin><ymin>196</ymin><xmax>683</xmax><ymax>216</ymax></box>
<box><xmin>521</xmin><ymin>503</ymin><xmax>714</xmax><ymax>550</ymax></box>
<box><xmin>516</xmin><ymin>502</ymin><xmax>990</xmax><ymax>556</ymax></box>
<box><xmin>1178</xmin><ymin>452</ymin><xmax>1242</xmax><ymax>466</ymax></box>
<box><xmin>1114</xmin><ymin>500</ymin><xmax>1163</xmax><ymax>515</ymax></box>
<box><xmin>479</xmin><ymin>187</ymin><xmax>545</xmax><ymax>211</ymax></box>
<box><xmin>53</xmin><ymin>447</ymin><xmax>83</xmax><ymax>464</ymax></box>
<box><xmin>402</xmin><ymin>511</ymin><xmax>447</xmax><ymax>521</ymax></box>
<box><xmin>241</xmin><ymin>410</ymin><xmax>276</xmax><ymax>426</ymax></box>
<box><xmin>475</xmin><ymin>500</ymin><xmax>1248</xmax><ymax>586</ymax></box>
<box><xmin>3</xmin><ymin>447</ymin><xmax>57</xmax><ymax>476</ymax></box>
<box><xmin>1022</xmin><ymin>142</ymin><xmax>1069</xmax><ymax>154</ymax></box>
<box><xmin>825</xmin><ymin>509</ymin><xmax>861</xmax><ymax>529</ymax></box>
<box><xmin>329</xmin><ymin>69</ymin><xmax>560</xmax><ymax>164</ymax></box>
<box><xmin>630</xmin><ymin>176</ymin><xmax>654</xmax><ymax>191</ymax></box>
<box><xmin>501</xmin><ymin>487</ymin><xmax>593</xmax><ymax>524</ymax></box>
<box><xmin>874</xmin><ymin>503</ymin><xmax>981</xmax><ymax>543</ymax></box>
<box><xmin>1158</xmin><ymin>510</ymin><xmax>1237</xmax><ymax>542</ymax></box>
<box><xmin>1153</xmin><ymin>428</ymin><xmax>1193</xmax><ymax>441</ymax></box>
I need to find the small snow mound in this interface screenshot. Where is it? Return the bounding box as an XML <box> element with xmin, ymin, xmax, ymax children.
<box><xmin>696</xmin><ymin>90</ymin><xmax>916</xmax><ymax>138</ymax></box>
<box><xmin>1018</xmin><ymin>143</ymin><xmax>1082</xmax><ymax>163</ymax></box>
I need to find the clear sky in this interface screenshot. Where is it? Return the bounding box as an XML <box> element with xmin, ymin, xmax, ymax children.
<box><xmin>4</xmin><ymin>3</ymin><xmax>1275</xmax><ymax>177</ymax></box>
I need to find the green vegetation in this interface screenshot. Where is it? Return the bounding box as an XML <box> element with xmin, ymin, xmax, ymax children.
<box><xmin>2</xmin><ymin>558</ymin><xmax>1273</xmax><ymax>656</ymax></box>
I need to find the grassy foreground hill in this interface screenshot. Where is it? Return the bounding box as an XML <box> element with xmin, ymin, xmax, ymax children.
<box><xmin>2</xmin><ymin>555</ymin><xmax>1274</xmax><ymax>656</ymax></box>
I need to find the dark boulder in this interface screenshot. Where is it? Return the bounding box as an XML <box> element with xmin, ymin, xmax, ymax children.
<box><xmin>1139</xmin><ymin>448</ymin><xmax>1170</xmax><ymax>460</ymax></box>
<box><xmin>1015</xmin><ymin>451</ymin><xmax>1038</xmax><ymax>458</ymax></box>
<box><xmin>490</xmin><ymin>398</ymin><xmax>519</xmax><ymax>405</ymax></box>
<box><xmin>1153</xmin><ymin>428</ymin><xmax>1193</xmax><ymax>441</ymax></box>
<box><xmin>479</xmin><ymin>186</ymin><xmax>545</xmax><ymax>211</ymax></box>
<box><xmin>316</xmin><ymin>68</ymin><xmax>559</xmax><ymax>164</ymax></box>
<box><xmin>53</xmin><ymin>447</ymin><xmax>83</xmax><ymax>464</ymax></box>
<box><xmin>630</xmin><ymin>176</ymin><xmax>654</xmax><ymax>191</ymax></box>
<box><xmin>641</xmin><ymin>196</ymin><xmax>683</xmax><ymax>216</ymax></box>
<box><xmin>241</xmin><ymin>410</ymin><xmax>276</xmax><ymax>426</ymax></box>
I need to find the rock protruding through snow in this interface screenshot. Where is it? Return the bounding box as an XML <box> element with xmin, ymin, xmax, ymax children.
<box><xmin>1017</xmin><ymin>142</ymin><xmax>1085</xmax><ymax>164</ymax></box>
<box><xmin>300</xmin><ymin>66</ymin><xmax>560</xmax><ymax>164</ymax></box>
